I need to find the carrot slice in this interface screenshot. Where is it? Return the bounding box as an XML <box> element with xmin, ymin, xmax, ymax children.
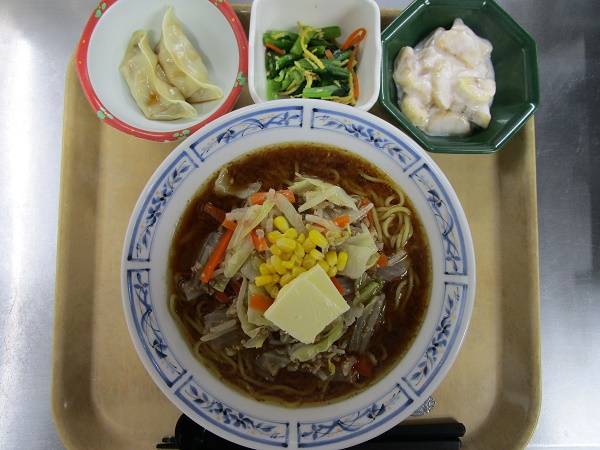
<box><xmin>340</xmin><ymin>27</ymin><xmax>367</xmax><ymax>51</ymax></box>
<box><xmin>266</xmin><ymin>42</ymin><xmax>286</xmax><ymax>55</ymax></box>
<box><xmin>200</xmin><ymin>228</ymin><xmax>234</xmax><ymax>283</ymax></box>
<box><xmin>330</xmin><ymin>276</ymin><xmax>345</xmax><ymax>295</ymax></box>
<box><xmin>250</xmin><ymin>190</ymin><xmax>295</xmax><ymax>205</ymax></box>
<box><xmin>249</xmin><ymin>293</ymin><xmax>274</xmax><ymax>313</ymax></box>
<box><xmin>251</xmin><ymin>228</ymin><xmax>269</xmax><ymax>251</ymax></box>
<box><xmin>324</xmin><ymin>48</ymin><xmax>334</xmax><ymax>60</ymax></box>
<box><xmin>353</xmin><ymin>356</ymin><xmax>373</xmax><ymax>378</ymax></box>
<box><xmin>332</xmin><ymin>214</ymin><xmax>350</xmax><ymax>227</ymax></box>
<box><xmin>376</xmin><ymin>252</ymin><xmax>388</xmax><ymax>267</ymax></box>
<box><xmin>347</xmin><ymin>46</ymin><xmax>359</xmax><ymax>100</ymax></box>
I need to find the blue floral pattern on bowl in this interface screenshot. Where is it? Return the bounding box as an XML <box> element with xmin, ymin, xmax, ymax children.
<box><xmin>176</xmin><ymin>376</ymin><xmax>289</xmax><ymax>447</ymax></box>
<box><xmin>403</xmin><ymin>282</ymin><xmax>468</xmax><ymax>396</ymax></box>
<box><xmin>311</xmin><ymin>107</ymin><xmax>421</xmax><ymax>172</ymax></box>
<box><xmin>190</xmin><ymin>105</ymin><xmax>303</xmax><ymax>162</ymax></box>
<box><xmin>127</xmin><ymin>152</ymin><xmax>197</xmax><ymax>262</ymax></box>
<box><xmin>411</xmin><ymin>164</ymin><xmax>467</xmax><ymax>276</ymax></box>
<box><xmin>126</xmin><ymin>269</ymin><xmax>185</xmax><ymax>387</ymax></box>
<box><xmin>297</xmin><ymin>384</ymin><xmax>412</xmax><ymax>447</ymax></box>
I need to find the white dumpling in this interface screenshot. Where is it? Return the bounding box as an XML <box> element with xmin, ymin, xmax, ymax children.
<box><xmin>156</xmin><ymin>5</ymin><xmax>223</xmax><ymax>103</ymax></box>
<box><xmin>120</xmin><ymin>30</ymin><xmax>197</xmax><ymax>121</ymax></box>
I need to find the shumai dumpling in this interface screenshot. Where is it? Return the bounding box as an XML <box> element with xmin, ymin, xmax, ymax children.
<box><xmin>120</xmin><ymin>30</ymin><xmax>197</xmax><ymax>121</ymax></box>
<box><xmin>156</xmin><ymin>5</ymin><xmax>224</xmax><ymax>103</ymax></box>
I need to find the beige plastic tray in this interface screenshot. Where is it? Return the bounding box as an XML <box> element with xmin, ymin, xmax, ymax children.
<box><xmin>52</xmin><ymin>6</ymin><xmax>541</xmax><ymax>449</ymax></box>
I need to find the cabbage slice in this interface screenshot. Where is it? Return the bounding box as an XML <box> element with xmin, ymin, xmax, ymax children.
<box><xmin>291</xmin><ymin>175</ymin><xmax>358</xmax><ymax>212</ymax></box>
<box><xmin>291</xmin><ymin>317</ymin><xmax>343</xmax><ymax>362</ymax></box>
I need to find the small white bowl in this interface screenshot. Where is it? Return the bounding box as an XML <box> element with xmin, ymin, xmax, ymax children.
<box><xmin>76</xmin><ymin>0</ymin><xmax>248</xmax><ymax>142</ymax></box>
<box><xmin>248</xmin><ymin>0</ymin><xmax>381</xmax><ymax>111</ymax></box>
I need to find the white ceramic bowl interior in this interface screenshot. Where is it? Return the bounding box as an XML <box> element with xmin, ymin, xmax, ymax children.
<box><xmin>121</xmin><ymin>99</ymin><xmax>475</xmax><ymax>449</ymax></box>
<box><xmin>77</xmin><ymin>0</ymin><xmax>247</xmax><ymax>141</ymax></box>
<box><xmin>248</xmin><ymin>0</ymin><xmax>382</xmax><ymax>111</ymax></box>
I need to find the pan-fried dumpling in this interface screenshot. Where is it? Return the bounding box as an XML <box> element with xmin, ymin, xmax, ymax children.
<box><xmin>156</xmin><ymin>5</ymin><xmax>223</xmax><ymax>103</ymax></box>
<box><xmin>120</xmin><ymin>30</ymin><xmax>197</xmax><ymax>120</ymax></box>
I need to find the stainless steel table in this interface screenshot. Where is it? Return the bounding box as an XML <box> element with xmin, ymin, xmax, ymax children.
<box><xmin>0</xmin><ymin>0</ymin><xmax>598</xmax><ymax>448</ymax></box>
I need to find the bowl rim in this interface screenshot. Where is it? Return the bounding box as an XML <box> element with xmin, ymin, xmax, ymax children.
<box><xmin>378</xmin><ymin>0</ymin><xmax>540</xmax><ymax>154</ymax></box>
<box><xmin>75</xmin><ymin>0</ymin><xmax>248</xmax><ymax>142</ymax></box>
<box><xmin>120</xmin><ymin>98</ymin><xmax>476</xmax><ymax>448</ymax></box>
<box><xmin>247</xmin><ymin>0</ymin><xmax>382</xmax><ymax>111</ymax></box>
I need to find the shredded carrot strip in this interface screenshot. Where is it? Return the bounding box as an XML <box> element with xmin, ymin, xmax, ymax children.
<box><xmin>266</xmin><ymin>42</ymin><xmax>286</xmax><ymax>55</ymax></box>
<box><xmin>203</xmin><ymin>203</ymin><xmax>226</xmax><ymax>223</ymax></box>
<box><xmin>348</xmin><ymin>46</ymin><xmax>359</xmax><ymax>100</ymax></box>
<box><xmin>324</xmin><ymin>48</ymin><xmax>334</xmax><ymax>60</ymax></box>
<box><xmin>250</xmin><ymin>190</ymin><xmax>295</xmax><ymax>205</ymax></box>
<box><xmin>203</xmin><ymin>203</ymin><xmax>236</xmax><ymax>230</ymax></box>
<box><xmin>221</xmin><ymin>219</ymin><xmax>237</xmax><ymax>230</ymax></box>
<box><xmin>330</xmin><ymin>276</ymin><xmax>345</xmax><ymax>295</ymax></box>
<box><xmin>251</xmin><ymin>228</ymin><xmax>269</xmax><ymax>251</ymax></box>
<box><xmin>340</xmin><ymin>27</ymin><xmax>367</xmax><ymax>51</ymax></box>
<box><xmin>200</xmin><ymin>228</ymin><xmax>234</xmax><ymax>283</ymax></box>
<box><xmin>249</xmin><ymin>293</ymin><xmax>274</xmax><ymax>313</ymax></box>
<box><xmin>332</xmin><ymin>214</ymin><xmax>350</xmax><ymax>227</ymax></box>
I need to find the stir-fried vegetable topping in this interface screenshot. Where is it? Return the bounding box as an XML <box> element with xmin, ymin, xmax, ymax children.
<box><xmin>185</xmin><ymin>171</ymin><xmax>415</xmax><ymax>388</ymax></box>
<box><xmin>263</xmin><ymin>22</ymin><xmax>366</xmax><ymax>105</ymax></box>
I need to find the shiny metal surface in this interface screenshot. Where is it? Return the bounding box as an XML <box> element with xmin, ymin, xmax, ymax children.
<box><xmin>0</xmin><ymin>0</ymin><xmax>598</xmax><ymax>448</ymax></box>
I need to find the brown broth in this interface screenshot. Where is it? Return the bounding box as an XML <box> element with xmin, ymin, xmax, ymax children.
<box><xmin>169</xmin><ymin>143</ymin><xmax>431</xmax><ymax>405</ymax></box>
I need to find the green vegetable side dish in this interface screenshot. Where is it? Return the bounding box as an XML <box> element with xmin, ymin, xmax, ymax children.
<box><xmin>263</xmin><ymin>23</ymin><xmax>366</xmax><ymax>105</ymax></box>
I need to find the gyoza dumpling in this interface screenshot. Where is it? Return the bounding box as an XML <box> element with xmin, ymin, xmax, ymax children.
<box><xmin>156</xmin><ymin>5</ymin><xmax>223</xmax><ymax>103</ymax></box>
<box><xmin>119</xmin><ymin>30</ymin><xmax>197</xmax><ymax>120</ymax></box>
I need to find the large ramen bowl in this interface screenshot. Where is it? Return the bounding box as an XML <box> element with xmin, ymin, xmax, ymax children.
<box><xmin>76</xmin><ymin>0</ymin><xmax>248</xmax><ymax>142</ymax></box>
<box><xmin>121</xmin><ymin>99</ymin><xmax>475</xmax><ymax>449</ymax></box>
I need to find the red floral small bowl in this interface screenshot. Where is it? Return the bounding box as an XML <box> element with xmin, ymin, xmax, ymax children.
<box><xmin>76</xmin><ymin>0</ymin><xmax>248</xmax><ymax>142</ymax></box>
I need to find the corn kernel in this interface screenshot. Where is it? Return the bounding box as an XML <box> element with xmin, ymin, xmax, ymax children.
<box><xmin>284</xmin><ymin>227</ymin><xmax>298</xmax><ymax>239</ymax></box>
<box><xmin>302</xmin><ymin>254</ymin><xmax>317</xmax><ymax>269</ymax></box>
<box><xmin>327</xmin><ymin>266</ymin><xmax>338</xmax><ymax>277</ymax></box>
<box><xmin>263</xmin><ymin>283</ymin><xmax>274</xmax><ymax>296</ymax></box>
<box><xmin>325</xmin><ymin>251</ymin><xmax>337</xmax><ymax>267</ymax></box>
<box><xmin>273</xmin><ymin>216</ymin><xmax>290</xmax><ymax>233</ymax></box>
<box><xmin>265</xmin><ymin>263</ymin><xmax>276</xmax><ymax>274</ymax></box>
<box><xmin>271</xmin><ymin>255</ymin><xmax>287</xmax><ymax>275</ymax></box>
<box><xmin>267</xmin><ymin>231</ymin><xmax>282</xmax><ymax>244</ymax></box>
<box><xmin>337</xmin><ymin>251</ymin><xmax>348</xmax><ymax>271</ymax></box>
<box><xmin>292</xmin><ymin>266</ymin><xmax>307</xmax><ymax>278</ymax></box>
<box><xmin>317</xmin><ymin>260</ymin><xmax>330</xmax><ymax>273</ymax></box>
<box><xmin>269</xmin><ymin>285</ymin><xmax>279</xmax><ymax>298</ymax></box>
<box><xmin>302</xmin><ymin>238</ymin><xmax>316</xmax><ymax>252</ymax></box>
<box><xmin>296</xmin><ymin>233</ymin><xmax>306</xmax><ymax>243</ymax></box>
<box><xmin>255</xmin><ymin>275</ymin><xmax>273</xmax><ymax>286</ymax></box>
<box><xmin>281</xmin><ymin>259</ymin><xmax>295</xmax><ymax>269</ymax></box>
<box><xmin>270</xmin><ymin>244</ymin><xmax>282</xmax><ymax>256</ymax></box>
<box><xmin>280</xmin><ymin>272</ymin><xmax>293</xmax><ymax>286</ymax></box>
<box><xmin>259</xmin><ymin>263</ymin><xmax>271</xmax><ymax>275</ymax></box>
<box><xmin>308</xmin><ymin>229</ymin><xmax>329</xmax><ymax>248</ymax></box>
<box><xmin>271</xmin><ymin>273</ymin><xmax>280</xmax><ymax>283</ymax></box>
<box><xmin>310</xmin><ymin>248</ymin><xmax>325</xmax><ymax>261</ymax></box>
<box><xmin>276</xmin><ymin>237</ymin><xmax>296</xmax><ymax>253</ymax></box>
<box><xmin>293</xmin><ymin>242</ymin><xmax>305</xmax><ymax>258</ymax></box>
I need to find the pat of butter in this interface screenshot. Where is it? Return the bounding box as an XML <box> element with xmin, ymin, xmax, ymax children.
<box><xmin>264</xmin><ymin>265</ymin><xmax>349</xmax><ymax>344</ymax></box>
